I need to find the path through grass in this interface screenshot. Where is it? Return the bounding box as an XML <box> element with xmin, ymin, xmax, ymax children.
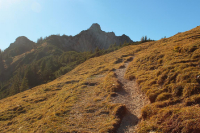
<box><xmin>112</xmin><ymin>56</ymin><xmax>149</xmax><ymax>132</ymax></box>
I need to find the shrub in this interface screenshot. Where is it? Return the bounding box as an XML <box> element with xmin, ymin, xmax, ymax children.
<box><xmin>172</xmin><ymin>84</ymin><xmax>183</xmax><ymax>96</ymax></box>
<box><xmin>104</xmin><ymin>72</ymin><xmax>121</xmax><ymax>92</ymax></box>
<box><xmin>141</xmin><ymin>105</ymin><xmax>158</xmax><ymax>120</ymax></box>
<box><xmin>183</xmin><ymin>83</ymin><xmax>200</xmax><ymax>97</ymax></box>
<box><xmin>174</xmin><ymin>45</ymin><xmax>181</xmax><ymax>52</ymax></box>
<box><xmin>156</xmin><ymin>93</ymin><xmax>172</xmax><ymax>101</ymax></box>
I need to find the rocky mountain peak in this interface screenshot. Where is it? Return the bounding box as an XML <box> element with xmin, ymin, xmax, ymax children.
<box><xmin>3</xmin><ymin>36</ymin><xmax>36</xmax><ymax>58</ymax></box>
<box><xmin>57</xmin><ymin>23</ymin><xmax>133</xmax><ymax>52</ymax></box>
<box><xmin>14</xmin><ymin>36</ymin><xmax>31</xmax><ymax>45</ymax></box>
<box><xmin>89</xmin><ymin>23</ymin><xmax>101</xmax><ymax>32</ymax></box>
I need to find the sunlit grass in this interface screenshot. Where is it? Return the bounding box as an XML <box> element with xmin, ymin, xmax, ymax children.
<box><xmin>1</xmin><ymin>26</ymin><xmax>200</xmax><ymax>132</ymax></box>
<box><xmin>125</xmin><ymin>26</ymin><xmax>200</xmax><ymax>132</ymax></box>
<box><xmin>0</xmin><ymin>45</ymin><xmax>141</xmax><ymax>132</ymax></box>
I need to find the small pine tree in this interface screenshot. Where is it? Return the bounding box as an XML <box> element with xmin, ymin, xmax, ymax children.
<box><xmin>10</xmin><ymin>75</ymin><xmax>21</xmax><ymax>95</ymax></box>
<box><xmin>119</xmin><ymin>42</ymin><xmax>122</xmax><ymax>47</ymax></box>
<box><xmin>95</xmin><ymin>47</ymin><xmax>100</xmax><ymax>56</ymax></box>
<box><xmin>89</xmin><ymin>50</ymin><xmax>93</xmax><ymax>54</ymax></box>
<box><xmin>141</xmin><ymin>36</ymin><xmax>145</xmax><ymax>42</ymax></box>
<box><xmin>37</xmin><ymin>37</ymin><xmax>43</xmax><ymax>44</ymax></box>
<box><xmin>20</xmin><ymin>76</ymin><xmax>29</xmax><ymax>92</ymax></box>
<box><xmin>145</xmin><ymin>36</ymin><xmax>147</xmax><ymax>41</ymax></box>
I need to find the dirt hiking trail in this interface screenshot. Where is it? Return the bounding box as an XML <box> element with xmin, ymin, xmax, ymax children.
<box><xmin>112</xmin><ymin>57</ymin><xmax>149</xmax><ymax>133</ymax></box>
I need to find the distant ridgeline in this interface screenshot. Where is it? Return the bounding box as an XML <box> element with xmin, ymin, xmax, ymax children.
<box><xmin>0</xmin><ymin>23</ymin><xmax>151</xmax><ymax>99</ymax></box>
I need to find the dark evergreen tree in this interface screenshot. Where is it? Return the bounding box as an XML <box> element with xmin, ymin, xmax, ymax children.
<box><xmin>20</xmin><ymin>72</ymin><xmax>29</xmax><ymax>92</ymax></box>
<box><xmin>141</xmin><ymin>36</ymin><xmax>145</xmax><ymax>42</ymax></box>
<box><xmin>10</xmin><ymin>74</ymin><xmax>21</xmax><ymax>95</ymax></box>
<box><xmin>95</xmin><ymin>47</ymin><xmax>100</xmax><ymax>56</ymax></box>
<box><xmin>145</xmin><ymin>36</ymin><xmax>147</xmax><ymax>41</ymax></box>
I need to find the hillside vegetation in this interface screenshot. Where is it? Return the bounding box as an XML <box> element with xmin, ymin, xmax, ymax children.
<box><xmin>125</xmin><ymin>26</ymin><xmax>200</xmax><ymax>132</ymax></box>
<box><xmin>0</xmin><ymin>42</ymin><xmax>120</xmax><ymax>99</ymax></box>
<box><xmin>0</xmin><ymin>23</ymin><xmax>134</xmax><ymax>100</ymax></box>
<box><xmin>0</xmin><ymin>36</ymin><xmax>134</xmax><ymax>100</ymax></box>
<box><xmin>0</xmin><ymin>26</ymin><xmax>200</xmax><ymax>132</ymax></box>
<box><xmin>0</xmin><ymin>45</ymin><xmax>143</xmax><ymax>132</ymax></box>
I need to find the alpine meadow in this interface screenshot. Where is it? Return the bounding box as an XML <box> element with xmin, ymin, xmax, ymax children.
<box><xmin>0</xmin><ymin>23</ymin><xmax>200</xmax><ymax>132</ymax></box>
<box><xmin>2</xmin><ymin>1</ymin><xmax>200</xmax><ymax>132</ymax></box>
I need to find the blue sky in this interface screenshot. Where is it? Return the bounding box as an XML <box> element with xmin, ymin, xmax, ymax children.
<box><xmin>0</xmin><ymin>0</ymin><xmax>200</xmax><ymax>50</ymax></box>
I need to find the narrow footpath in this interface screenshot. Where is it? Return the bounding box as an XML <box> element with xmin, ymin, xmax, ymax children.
<box><xmin>112</xmin><ymin>57</ymin><xmax>149</xmax><ymax>133</ymax></box>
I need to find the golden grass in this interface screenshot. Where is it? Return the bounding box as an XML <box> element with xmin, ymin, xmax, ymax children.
<box><xmin>1</xmin><ymin>26</ymin><xmax>200</xmax><ymax>132</ymax></box>
<box><xmin>125</xmin><ymin>25</ymin><xmax>200</xmax><ymax>132</ymax></box>
<box><xmin>0</xmin><ymin>45</ymin><xmax>142</xmax><ymax>132</ymax></box>
<box><xmin>139</xmin><ymin>105</ymin><xmax>200</xmax><ymax>133</ymax></box>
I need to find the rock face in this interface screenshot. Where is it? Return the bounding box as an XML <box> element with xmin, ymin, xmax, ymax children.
<box><xmin>14</xmin><ymin>36</ymin><xmax>31</xmax><ymax>45</ymax></box>
<box><xmin>3</xmin><ymin>36</ymin><xmax>36</xmax><ymax>58</ymax></box>
<box><xmin>10</xmin><ymin>36</ymin><xmax>35</xmax><ymax>48</ymax></box>
<box><xmin>47</xmin><ymin>23</ymin><xmax>133</xmax><ymax>52</ymax></box>
<box><xmin>3</xmin><ymin>23</ymin><xmax>132</xmax><ymax>57</ymax></box>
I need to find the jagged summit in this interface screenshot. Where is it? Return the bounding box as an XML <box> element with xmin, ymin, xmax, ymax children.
<box><xmin>45</xmin><ymin>23</ymin><xmax>133</xmax><ymax>52</ymax></box>
<box><xmin>3</xmin><ymin>36</ymin><xmax>36</xmax><ymax>58</ymax></box>
<box><xmin>14</xmin><ymin>36</ymin><xmax>31</xmax><ymax>45</ymax></box>
<box><xmin>3</xmin><ymin>24</ymin><xmax>132</xmax><ymax>59</ymax></box>
<box><xmin>89</xmin><ymin>23</ymin><xmax>101</xmax><ymax>32</ymax></box>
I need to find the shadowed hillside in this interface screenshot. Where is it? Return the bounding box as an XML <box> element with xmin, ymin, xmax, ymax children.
<box><xmin>0</xmin><ymin>23</ymin><xmax>133</xmax><ymax>100</ymax></box>
<box><xmin>0</xmin><ymin>45</ymin><xmax>143</xmax><ymax>132</ymax></box>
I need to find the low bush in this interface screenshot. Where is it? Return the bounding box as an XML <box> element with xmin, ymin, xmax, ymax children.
<box><xmin>156</xmin><ymin>92</ymin><xmax>172</xmax><ymax>101</ymax></box>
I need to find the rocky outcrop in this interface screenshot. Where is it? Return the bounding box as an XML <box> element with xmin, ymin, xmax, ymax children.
<box><xmin>3</xmin><ymin>24</ymin><xmax>132</xmax><ymax>58</ymax></box>
<box><xmin>46</xmin><ymin>23</ymin><xmax>133</xmax><ymax>52</ymax></box>
<box><xmin>3</xmin><ymin>36</ymin><xmax>36</xmax><ymax>58</ymax></box>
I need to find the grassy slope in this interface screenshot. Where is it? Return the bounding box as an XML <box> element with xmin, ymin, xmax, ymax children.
<box><xmin>0</xmin><ymin>26</ymin><xmax>200</xmax><ymax>132</ymax></box>
<box><xmin>0</xmin><ymin>45</ymin><xmax>143</xmax><ymax>132</ymax></box>
<box><xmin>125</xmin><ymin>26</ymin><xmax>200</xmax><ymax>132</ymax></box>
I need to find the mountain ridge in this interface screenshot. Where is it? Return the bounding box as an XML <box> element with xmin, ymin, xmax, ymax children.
<box><xmin>3</xmin><ymin>23</ymin><xmax>132</xmax><ymax>56</ymax></box>
<box><xmin>0</xmin><ymin>23</ymin><xmax>134</xmax><ymax>100</ymax></box>
<box><xmin>1</xmin><ymin>25</ymin><xmax>200</xmax><ymax>132</ymax></box>
<box><xmin>43</xmin><ymin>23</ymin><xmax>132</xmax><ymax>52</ymax></box>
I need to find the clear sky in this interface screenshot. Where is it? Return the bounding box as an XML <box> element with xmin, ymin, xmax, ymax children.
<box><xmin>0</xmin><ymin>0</ymin><xmax>200</xmax><ymax>50</ymax></box>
